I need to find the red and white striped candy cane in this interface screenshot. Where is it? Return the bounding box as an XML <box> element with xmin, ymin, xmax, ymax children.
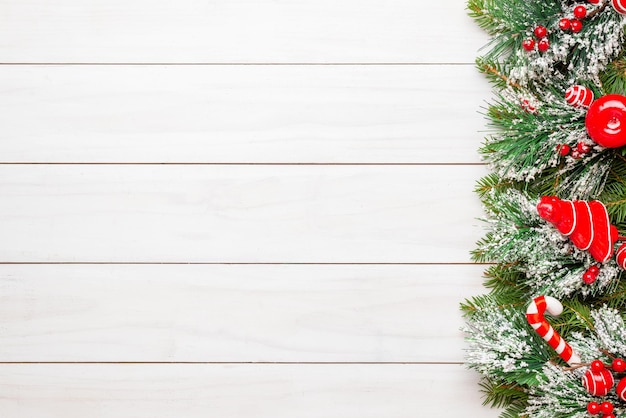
<box><xmin>526</xmin><ymin>296</ymin><xmax>581</xmax><ymax>365</ymax></box>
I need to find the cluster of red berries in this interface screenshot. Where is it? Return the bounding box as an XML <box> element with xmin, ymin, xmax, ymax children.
<box><xmin>583</xmin><ymin>265</ymin><xmax>601</xmax><ymax>284</ymax></box>
<box><xmin>559</xmin><ymin>5</ymin><xmax>587</xmax><ymax>33</ymax></box>
<box><xmin>558</xmin><ymin>141</ymin><xmax>592</xmax><ymax>159</ymax></box>
<box><xmin>522</xmin><ymin>25</ymin><xmax>550</xmax><ymax>52</ymax></box>
<box><xmin>587</xmin><ymin>400</ymin><xmax>615</xmax><ymax>418</ymax></box>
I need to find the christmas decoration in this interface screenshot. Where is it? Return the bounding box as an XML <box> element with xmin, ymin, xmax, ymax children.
<box><xmin>582</xmin><ymin>361</ymin><xmax>614</xmax><ymax>396</ymax></box>
<box><xmin>463</xmin><ymin>0</ymin><xmax>626</xmax><ymax>416</ymax></box>
<box><xmin>617</xmin><ymin>243</ymin><xmax>626</xmax><ymax>269</ymax></box>
<box><xmin>565</xmin><ymin>85</ymin><xmax>594</xmax><ymax>107</ymax></box>
<box><xmin>586</xmin><ymin>94</ymin><xmax>626</xmax><ymax>148</ymax></box>
<box><xmin>527</xmin><ymin>296</ymin><xmax>581</xmax><ymax>365</ymax></box>
<box><xmin>537</xmin><ymin>196</ymin><xmax>619</xmax><ymax>263</ymax></box>
<box><xmin>612</xmin><ymin>0</ymin><xmax>626</xmax><ymax>15</ymax></box>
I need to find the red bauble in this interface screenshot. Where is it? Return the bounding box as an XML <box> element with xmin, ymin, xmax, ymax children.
<box><xmin>522</xmin><ymin>38</ymin><xmax>535</xmax><ymax>51</ymax></box>
<box><xmin>566</xmin><ymin>85</ymin><xmax>594</xmax><ymax>107</ymax></box>
<box><xmin>577</xmin><ymin>142</ymin><xmax>591</xmax><ymax>154</ymax></box>
<box><xmin>617</xmin><ymin>377</ymin><xmax>626</xmax><ymax>401</ymax></box>
<box><xmin>537</xmin><ymin>38</ymin><xmax>550</xmax><ymax>52</ymax></box>
<box><xmin>558</xmin><ymin>144</ymin><xmax>571</xmax><ymax>156</ymax></box>
<box><xmin>588</xmin><ymin>265</ymin><xmax>600</xmax><ymax>276</ymax></box>
<box><xmin>571</xmin><ymin>19</ymin><xmax>583</xmax><ymax>32</ymax></box>
<box><xmin>583</xmin><ymin>270</ymin><xmax>597</xmax><ymax>284</ymax></box>
<box><xmin>601</xmin><ymin>402</ymin><xmax>615</xmax><ymax>414</ymax></box>
<box><xmin>574</xmin><ymin>5</ymin><xmax>588</xmax><ymax>18</ymax></box>
<box><xmin>537</xmin><ymin>196</ymin><xmax>619</xmax><ymax>263</ymax></box>
<box><xmin>559</xmin><ymin>18</ymin><xmax>571</xmax><ymax>30</ymax></box>
<box><xmin>591</xmin><ymin>360</ymin><xmax>605</xmax><ymax>372</ymax></box>
<box><xmin>587</xmin><ymin>402</ymin><xmax>600</xmax><ymax>415</ymax></box>
<box><xmin>612</xmin><ymin>0</ymin><xmax>626</xmax><ymax>15</ymax></box>
<box><xmin>613</xmin><ymin>358</ymin><xmax>626</xmax><ymax>372</ymax></box>
<box><xmin>583</xmin><ymin>367</ymin><xmax>615</xmax><ymax>396</ymax></box>
<box><xmin>616</xmin><ymin>243</ymin><xmax>626</xmax><ymax>269</ymax></box>
<box><xmin>586</xmin><ymin>94</ymin><xmax>626</xmax><ymax>148</ymax></box>
<box><xmin>534</xmin><ymin>25</ymin><xmax>548</xmax><ymax>38</ymax></box>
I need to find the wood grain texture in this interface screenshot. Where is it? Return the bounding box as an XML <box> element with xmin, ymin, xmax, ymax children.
<box><xmin>0</xmin><ymin>65</ymin><xmax>488</xmax><ymax>164</ymax></box>
<box><xmin>0</xmin><ymin>364</ymin><xmax>499</xmax><ymax>417</ymax></box>
<box><xmin>0</xmin><ymin>264</ymin><xmax>486</xmax><ymax>363</ymax></box>
<box><xmin>0</xmin><ymin>164</ymin><xmax>486</xmax><ymax>263</ymax></box>
<box><xmin>1</xmin><ymin>0</ymin><xmax>488</xmax><ymax>63</ymax></box>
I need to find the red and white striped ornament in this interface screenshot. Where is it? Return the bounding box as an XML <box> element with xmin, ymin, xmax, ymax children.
<box><xmin>526</xmin><ymin>296</ymin><xmax>581</xmax><ymax>365</ymax></box>
<box><xmin>617</xmin><ymin>377</ymin><xmax>626</xmax><ymax>401</ymax></box>
<box><xmin>565</xmin><ymin>85</ymin><xmax>594</xmax><ymax>108</ymax></box>
<box><xmin>583</xmin><ymin>367</ymin><xmax>615</xmax><ymax>396</ymax></box>
<box><xmin>612</xmin><ymin>0</ymin><xmax>626</xmax><ymax>15</ymax></box>
<box><xmin>616</xmin><ymin>243</ymin><xmax>626</xmax><ymax>269</ymax></box>
<box><xmin>537</xmin><ymin>196</ymin><xmax>619</xmax><ymax>263</ymax></box>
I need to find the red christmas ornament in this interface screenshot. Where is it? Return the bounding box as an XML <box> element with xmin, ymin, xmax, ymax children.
<box><xmin>558</xmin><ymin>144</ymin><xmax>571</xmax><ymax>156</ymax></box>
<box><xmin>612</xmin><ymin>0</ymin><xmax>626</xmax><ymax>15</ymax></box>
<box><xmin>521</xmin><ymin>98</ymin><xmax>536</xmax><ymax>113</ymax></box>
<box><xmin>601</xmin><ymin>402</ymin><xmax>615</xmax><ymax>415</ymax></box>
<box><xmin>565</xmin><ymin>85</ymin><xmax>594</xmax><ymax>107</ymax></box>
<box><xmin>537</xmin><ymin>196</ymin><xmax>619</xmax><ymax>263</ymax></box>
<box><xmin>616</xmin><ymin>243</ymin><xmax>626</xmax><ymax>269</ymax></box>
<box><xmin>571</xmin><ymin>19</ymin><xmax>583</xmax><ymax>32</ymax></box>
<box><xmin>537</xmin><ymin>38</ymin><xmax>550</xmax><ymax>52</ymax></box>
<box><xmin>583</xmin><ymin>270</ymin><xmax>597</xmax><ymax>284</ymax></box>
<box><xmin>617</xmin><ymin>377</ymin><xmax>626</xmax><ymax>401</ymax></box>
<box><xmin>583</xmin><ymin>366</ymin><xmax>615</xmax><ymax>396</ymax></box>
<box><xmin>613</xmin><ymin>358</ymin><xmax>626</xmax><ymax>372</ymax></box>
<box><xmin>587</xmin><ymin>401</ymin><xmax>600</xmax><ymax>415</ymax></box>
<box><xmin>534</xmin><ymin>25</ymin><xmax>548</xmax><ymax>38</ymax></box>
<box><xmin>574</xmin><ymin>5</ymin><xmax>588</xmax><ymax>18</ymax></box>
<box><xmin>559</xmin><ymin>18</ymin><xmax>571</xmax><ymax>30</ymax></box>
<box><xmin>577</xmin><ymin>142</ymin><xmax>592</xmax><ymax>154</ymax></box>
<box><xmin>586</xmin><ymin>94</ymin><xmax>626</xmax><ymax>148</ymax></box>
<box><xmin>522</xmin><ymin>38</ymin><xmax>535</xmax><ymax>51</ymax></box>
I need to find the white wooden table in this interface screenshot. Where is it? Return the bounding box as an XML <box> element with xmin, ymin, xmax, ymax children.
<box><xmin>0</xmin><ymin>1</ymin><xmax>500</xmax><ymax>416</ymax></box>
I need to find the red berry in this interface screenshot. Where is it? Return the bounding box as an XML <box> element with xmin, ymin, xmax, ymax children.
<box><xmin>588</xmin><ymin>0</ymin><xmax>601</xmax><ymax>4</ymax></box>
<box><xmin>613</xmin><ymin>358</ymin><xmax>626</xmax><ymax>372</ymax></box>
<box><xmin>588</xmin><ymin>265</ymin><xmax>600</xmax><ymax>275</ymax></box>
<box><xmin>537</xmin><ymin>38</ymin><xmax>550</xmax><ymax>52</ymax></box>
<box><xmin>571</xmin><ymin>19</ymin><xmax>583</xmax><ymax>32</ymax></box>
<box><xmin>587</xmin><ymin>402</ymin><xmax>600</xmax><ymax>415</ymax></box>
<box><xmin>604</xmin><ymin>414</ymin><xmax>616</xmax><ymax>418</ymax></box>
<box><xmin>559</xmin><ymin>144</ymin><xmax>571</xmax><ymax>156</ymax></box>
<box><xmin>574</xmin><ymin>5</ymin><xmax>587</xmax><ymax>19</ymax></box>
<box><xmin>534</xmin><ymin>25</ymin><xmax>548</xmax><ymax>38</ymax></box>
<box><xmin>522</xmin><ymin>38</ymin><xmax>535</xmax><ymax>51</ymax></box>
<box><xmin>600</xmin><ymin>402</ymin><xmax>614</xmax><ymax>414</ymax></box>
<box><xmin>583</xmin><ymin>271</ymin><xmax>597</xmax><ymax>284</ymax></box>
<box><xmin>577</xmin><ymin>142</ymin><xmax>591</xmax><ymax>154</ymax></box>
<box><xmin>591</xmin><ymin>360</ymin><xmax>605</xmax><ymax>372</ymax></box>
<box><xmin>559</xmin><ymin>18</ymin><xmax>571</xmax><ymax>30</ymax></box>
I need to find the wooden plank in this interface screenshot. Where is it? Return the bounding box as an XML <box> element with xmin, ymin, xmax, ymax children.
<box><xmin>0</xmin><ymin>165</ymin><xmax>485</xmax><ymax>263</ymax></box>
<box><xmin>0</xmin><ymin>364</ymin><xmax>499</xmax><ymax>417</ymax></box>
<box><xmin>0</xmin><ymin>0</ymin><xmax>489</xmax><ymax>64</ymax></box>
<box><xmin>0</xmin><ymin>65</ymin><xmax>488</xmax><ymax>164</ymax></box>
<box><xmin>0</xmin><ymin>264</ymin><xmax>486</xmax><ymax>363</ymax></box>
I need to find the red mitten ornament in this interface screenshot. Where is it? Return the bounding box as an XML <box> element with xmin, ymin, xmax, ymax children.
<box><xmin>537</xmin><ymin>196</ymin><xmax>618</xmax><ymax>263</ymax></box>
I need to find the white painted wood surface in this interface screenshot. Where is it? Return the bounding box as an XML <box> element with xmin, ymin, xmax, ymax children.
<box><xmin>0</xmin><ymin>364</ymin><xmax>488</xmax><ymax>417</ymax></box>
<box><xmin>0</xmin><ymin>0</ymin><xmax>499</xmax><ymax>416</ymax></box>
<box><xmin>0</xmin><ymin>264</ymin><xmax>486</xmax><ymax>363</ymax></box>
<box><xmin>0</xmin><ymin>165</ymin><xmax>485</xmax><ymax>263</ymax></box>
<box><xmin>1</xmin><ymin>0</ymin><xmax>488</xmax><ymax>63</ymax></box>
<box><xmin>0</xmin><ymin>65</ymin><xmax>488</xmax><ymax>163</ymax></box>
